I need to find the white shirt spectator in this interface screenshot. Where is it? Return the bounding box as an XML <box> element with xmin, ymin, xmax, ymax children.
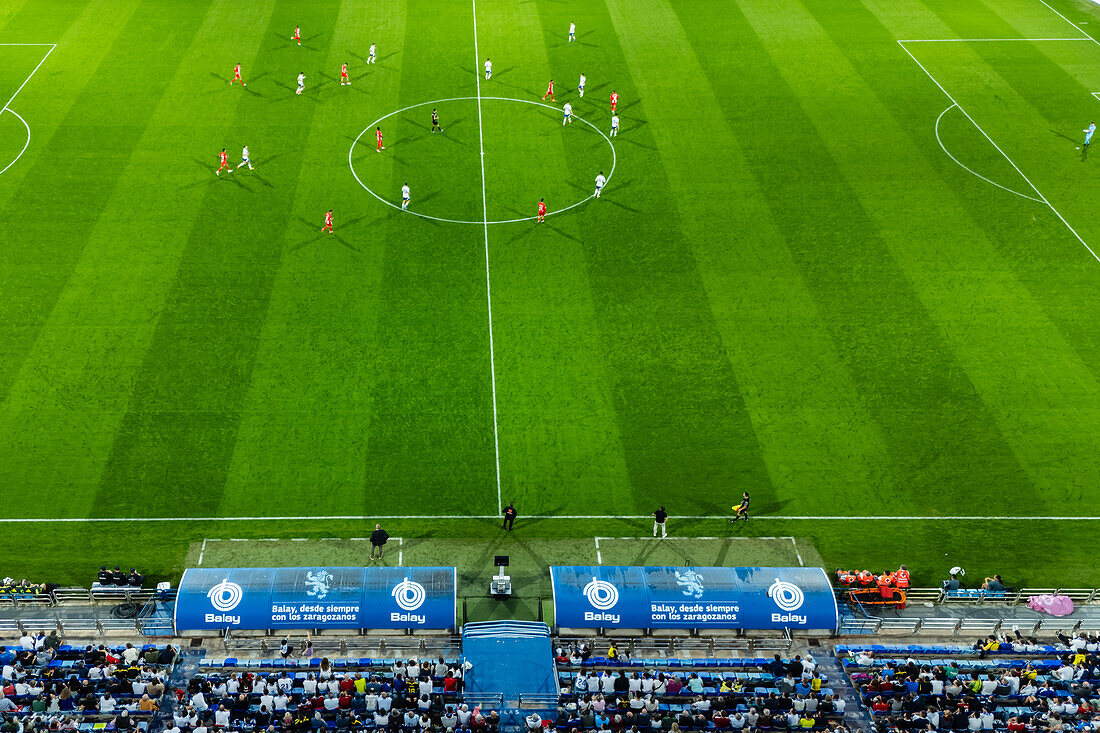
<box><xmin>373</xmin><ymin>711</ymin><xmax>389</xmax><ymax>727</ymax></box>
<box><xmin>434</xmin><ymin>662</ymin><xmax>448</xmax><ymax>678</ymax></box>
<box><xmin>574</xmin><ymin>676</ymin><xmax>587</xmax><ymax>692</ymax></box>
<box><xmin>729</xmin><ymin>713</ymin><xmax>746</xmax><ymax>729</ymax></box>
<box><xmin>377</xmin><ymin>693</ymin><xmax>392</xmax><ymax>712</ymax></box>
<box><xmin>600</xmin><ymin>675</ymin><xmax>615</xmax><ymax>694</ymax></box>
<box><xmin>418</xmin><ymin>679</ymin><xmax>432</xmax><ymax>697</ymax></box>
<box><xmin>122</xmin><ymin>646</ymin><xmax>140</xmax><ymax>664</ymax></box>
<box><xmin>19</xmin><ymin>634</ymin><xmax>33</xmax><ymax>651</ymax></box>
<box><xmin>526</xmin><ymin>712</ymin><xmax>542</xmax><ymax>731</ymax></box>
<box><xmin>100</xmin><ymin>696</ymin><xmax>117</xmax><ymax>713</ymax></box>
<box><xmin>259</xmin><ymin>694</ymin><xmax>274</xmax><ymax>711</ymax></box>
<box><xmin>277</xmin><ymin>675</ymin><xmax>293</xmax><ymax>693</ymax></box>
<box><xmin>1056</xmin><ymin>664</ymin><xmax>1075</xmax><ymax>681</ymax></box>
<box><xmin>641</xmin><ymin>676</ymin><xmax>655</xmax><ymax>694</ymax></box>
<box><xmin>214</xmin><ymin>708</ymin><xmax>230</xmax><ymax>727</ymax></box>
<box><xmin>190</xmin><ymin>692</ymin><xmax>208</xmax><ymax>712</ymax></box>
<box><xmin>363</xmin><ymin>692</ymin><xmax>378</xmax><ymax>710</ymax></box>
<box><xmin>302</xmin><ymin>676</ymin><xmax>317</xmax><ymax>695</ymax></box>
<box><xmin>323</xmin><ymin>695</ymin><xmax>339</xmax><ymax>711</ymax></box>
<box><xmin>979</xmin><ymin>710</ymin><xmax>995</xmax><ymax>730</ymax></box>
<box><xmin>980</xmin><ymin>679</ymin><xmax>998</xmax><ymax>695</ymax></box>
<box><xmin>273</xmin><ymin>693</ymin><xmax>289</xmax><ymax>711</ymax></box>
<box><xmin>132</xmin><ymin>680</ymin><xmax>146</xmax><ymax>696</ymax></box>
<box><xmin>226</xmin><ymin>677</ymin><xmax>239</xmax><ymax>695</ymax></box>
<box><xmin>628</xmin><ymin>677</ymin><xmax>642</xmax><ymax>693</ymax></box>
<box><xmin>834</xmin><ymin>698</ymin><xmax>846</xmax><ymax>713</ymax></box>
<box><xmin>457</xmin><ymin>706</ymin><xmax>471</xmax><ymax>725</ymax></box>
<box><xmin>1</xmin><ymin>664</ymin><xmax>14</xmax><ymax>681</ymax></box>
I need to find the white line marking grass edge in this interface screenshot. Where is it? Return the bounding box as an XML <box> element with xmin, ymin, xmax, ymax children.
<box><xmin>6</xmin><ymin>515</ymin><xmax>1100</xmax><ymax>523</ymax></box>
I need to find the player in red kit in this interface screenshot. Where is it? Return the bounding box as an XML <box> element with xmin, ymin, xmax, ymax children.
<box><xmin>230</xmin><ymin>64</ymin><xmax>245</xmax><ymax>86</ymax></box>
<box><xmin>321</xmin><ymin>210</ymin><xmax>334</xmax><ymax>233</ymax></box>
<box><xmin>542</xmin><ymin>79</ymin><xmax>555</xmax><ymax>102</ymax></box>
<box><xmin>537</xmin><ymin>198</ymin><xmax>547</xmax><ymax>223</ymax></box>
<box><xmin>375</xmin><ymin>127</ymin><xmax>385</xmax><ymax>152</ymax></box>
<box><xmin>610</xmin><ymin>90</ymin><xmax>618</xmax><ymax>112</ymax></box>
<box><xmin>216</xmin><ymin>148</ymin><xmax>231</xmax><ymax>176</ymax></box>
<box><xmin>292</xmin><ymin>26</ymin><xmax>301</xmax><ymax>46</ymax></box>
<box><xmin>340</xmin><ymin>63</ymin><xmax>350</xmax><ymax>85</ymax></box>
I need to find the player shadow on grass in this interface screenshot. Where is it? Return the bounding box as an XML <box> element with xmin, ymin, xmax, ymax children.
<box><xmin>274</xmin><ymin>31</ymin><xmax>322</xmax><ymax>51</ymax></box>
<box><xmin>564</xmin><ymin>178</ymin><xmax>641</xmax><ymax>213</ymax></box>
<box><xmin>501</xmin><ymin>205</ymin><xmax>581</xmax><ymax>244</ymax></box>
<box><xmin>319</xmin><ymin>72</ymin><xmax>369</xmax><ymax>94</ymax></box>
<box><xmin>546</xmin><ymin>29</ymin><xmax>598</xmax><ymax>48</ymax></box>
<box><xmin>209</xmin><ymin>71</ymin><xmax>266</xmax><ymax>98</ymax></box>
<box><xmin>403</xmin><ymin>118</ymin><xmax>468</xmax><ymax>146</ymax></box>
<box><xmin>292</xmin><ymin>215</ymin><xmax>365</xmax><ymax>253</ymax></box>
<box><xmin>1052</xmin><ymin>129</ymin><xmax>1090</xmax><ymax>161</ymax></box>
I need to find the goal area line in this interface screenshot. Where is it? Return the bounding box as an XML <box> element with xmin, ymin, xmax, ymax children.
<box><xmin>2</xmin><ymin>514</ymin><xmax>1098</xmax><ymax>523</ymax></box>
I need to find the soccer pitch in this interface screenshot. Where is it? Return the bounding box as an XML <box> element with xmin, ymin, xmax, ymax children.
<box><xmin>2</xmin><ymin>0</ymin><xmax>1100</xmax><ymax>591</ymax></box>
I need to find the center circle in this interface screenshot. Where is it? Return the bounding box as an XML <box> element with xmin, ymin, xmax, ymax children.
<box><xmin>349</xmin><ymin>96</ymin><xmax>617</xmax><ymax>224</ymax></box>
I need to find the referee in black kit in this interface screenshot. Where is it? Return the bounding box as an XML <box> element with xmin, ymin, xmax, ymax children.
<box><xmin>731</xmin><ymin>492</ymin><xmax>750</xmax><ymax>522</ymax></box>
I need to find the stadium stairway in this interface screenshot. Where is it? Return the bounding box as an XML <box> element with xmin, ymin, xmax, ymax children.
<box><xmin>816</xmin><ymin>652</ymin><xmax>873</xmax><ymax>730</ymax></box>
<box><xmin>462</xmin><ymin>621</ymin><xmax>558</xmax><ymax>730</ymax></box>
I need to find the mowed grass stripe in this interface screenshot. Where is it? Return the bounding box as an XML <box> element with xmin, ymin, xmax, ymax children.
<box><xmin>0</xmin><ymin>0</ymin><xmax>230</xmax><ymax>516</ymax></box>
<box><xmin>0</xmin><ymin>0</ymin><xmax>35</xmax><ymax>34</ymax></box>
<box><xmin>218</xmin><ymin>0</ymin><xmax>408</xmax><ymax>514</ymax></box>
<box><xmin>805</xmin><ymin>0</ymin><xmax>1100</xmax><ymax>508</ymax></box>
<box><xmin>90</xmin><ymin>0</ymin><xmax>342</xmax><ymax>517</ymax></box>
<box><xmin>974</xmin><ymin>0</ymin><xmax>1089</xmax><ymax>37</ymax></box>
<box><xmin>0</xmin><ymin>0</ymin><xmax>153</xmax><ymax>402</ymax></box>
<box><xmin>609</xmin><ymin>0</ymin><xmax>895</xmax><ymax>516</ymax></box>
<box><xmin>694</xmin><ymin>0</ymin><xmax>1032</xmax><ymax>514</ymax></box>
<box><xmin>523</xmin><ymin>0</ymin><xmax>774</xmax><ymax>515</ymax></box>
<box><xmin>360</xmin><ymin>0</ymin><xmax>497</xmax><ymax>514</ymax></box>
<box><xmin>473</xmin><ymin>0</ymin><xmax>633</xmax><ymax>510</ymax></box>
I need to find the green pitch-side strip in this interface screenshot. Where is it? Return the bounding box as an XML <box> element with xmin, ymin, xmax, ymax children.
<box><xmin>89</xmin><ymin>0</ymin><xmax>341</xmax><ymax>518</ymax></box>
<box><xmin>219</xmin><ymin>0</ymin><xmax>408</xmax><ymax>514</ymax></box>
<box><xmin>0</xmin><ymin>0</ymin><xmax>222</xmax><ymax>516</ymax></box>
<box><xmin>521</xmin><ymin>0</ymin><xmax>775</xmax><ymax>516</ymax></box>
<box><xmin>0</xmin><ymin>0</ymin><xmax>146</xmax><ymax>402</ymax></box>
<box><xmin>679</xmin><ymin>0</ymin><xmax>1036</xmax><ymax>516</ymax></box>
<box><xmin>864</xmin><ymin>0</ymin><xmax>1100</xmax><ymax>404</ymax></box>
<box><xmin>603</xmin><ymin>0</ymin><xmax>894</xmax><ymax>518</ymax></box>
<box><xmin>473</xmin><ymin>0</ymin><xmax>633</xmax><ymax>509</ymax></box>
<box><xmin>360</xmin><ymin>0</ymin><xmax>497</xmax><ymax>514</ymax></box>
<box><xmin>800</xmin><ymin>0</ymin><xmax>1100</xmax><ymax>511</ymax></box>
<box><xmin>0</xmin><ymin>0</ymin><xmax>34</xmax><ymax>34</ymax></box>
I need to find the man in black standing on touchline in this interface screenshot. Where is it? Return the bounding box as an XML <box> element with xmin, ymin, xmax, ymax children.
<box><xmin>369</xmin><ymin>523</ymin><xmax>389</xmax><ymax>560</ymax></box>
<box><xmin>502</xmin><ymin>502</ymin><xmax>517</xmax><ymax>531</ymax></box>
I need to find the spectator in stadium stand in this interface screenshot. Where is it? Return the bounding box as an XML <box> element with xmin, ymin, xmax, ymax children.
<box><xmin>279</xmin><ymin>635</ymin><xmax>293</xmax><ymax>660</ymax></box>
<box><xmin>894</xmin><ymin>564</ymin><xmax>910</xmax><ymax>589</ymax></box>
<box><xmin>943</xmin><ymin>572</ymin><xmax>961</xmax><ymax>591</ymax></box>
<box><xmin>369</xmin><ymin>524</ymin><xmax>389</xmax><ymax>560</ymax></box>
<box><xmin>983</xmin><ymin>574</ymin><xmax>1005</xmax><ymax>591</ymax></box>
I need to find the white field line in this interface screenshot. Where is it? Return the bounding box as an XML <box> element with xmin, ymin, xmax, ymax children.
<box><xmin>594</xmin><ymin>536</ymin><xmax>797</xmax><ymax>540</ymax></box>
<box><xmin>1036</xmin><ymin>0</ymin><xmax>1100</xmax><ymax>45</ymax></box>
<box><xmin>935</xmin><ymin>104</ymin><xmax>1042</xmax><ymax>202</ymax></box>
<box><xmin>194</xmin><ymin>537</ymin><xmax>402</xmax><ymax>566</ymax></box>
<box><xmin>897</xmin><ymin>37</ymin><xmax>1090</xmax><ymax>42</ymax></box>
<box><xmin>347</xmin><ymin>97</ymin><xmax>615</xmax><ymax>225</ymax></box>
<box><xmin>5</xmin><ymin>515</ymin><xmax>1100</xmax><ymax>522</ymax></box>
<box><xmin>791</xmin><ymin>538</ymin><xmax>804</xmax><ymax>567</ymax></box>
<box><xmin>595</xmin><ymin>537</ymin><xmax>601</xmax><ymax>565</ymax></box>
<box><xmin>471</xmin><ymin>0</ymin><xmax>502</xmax><ymax>516</ymax></box>
<box><xmin>399</xmin><ymin>537</ymin><xmax>404</xmax><ymax>566</ymax></box>
<box><xmin>0</xmin><ymin>43</ymin><xmax>56</xmax><ymax>112</ymax></box>
<box><xmin>898</xmin><ymin>40</ymin><xmax>1100</xmax><ymax>263</ymax></box>
<box><xmin>0</xmin><ymin>44</ymin><xmax>56</xmax><ymax>178</ymax></box>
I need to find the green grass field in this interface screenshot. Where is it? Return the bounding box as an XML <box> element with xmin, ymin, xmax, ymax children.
<box><xmin>2</xmin><ymin>0</ymin><xmax>1100</xmax><ymax>594</ymax></box>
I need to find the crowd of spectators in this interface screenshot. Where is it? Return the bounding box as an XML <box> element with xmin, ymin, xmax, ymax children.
<box><xmin>0</xmin><ymin>637</ymin><xmax>176</xmax><ymax>733</ymax></box>
<box><xmin>179</xmin><ymin>657</ymin><xmax>488</xmax><ymax>733</ymax></box>
<box><xmin>844</xmin><ymin>633</ymin><xmax>1100</xmax><ymax>732</ymax></box>
<box><xmin>554</xmin><ymin>652</ymin><xmax>855</xmax><ymax>732</ymax></box>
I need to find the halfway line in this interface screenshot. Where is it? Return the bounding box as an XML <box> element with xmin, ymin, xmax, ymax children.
<box><xmin>471</xmin><ymin>0</ymin><xmax>503</xmax><ymax>515</ymax></box>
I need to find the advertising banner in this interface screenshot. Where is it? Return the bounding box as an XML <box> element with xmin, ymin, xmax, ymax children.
<box><xmin>550</xmin><ymin>566</ymin><xmax>837</xmax><ymax>630</ymax></box>
<box><xmin>175</xmin><ymin>567</ymin><xmax>456</xmax><ymax>631</ymax></box>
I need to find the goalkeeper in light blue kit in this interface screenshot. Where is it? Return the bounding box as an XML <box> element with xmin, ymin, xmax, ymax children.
<box><xmin>1085</xmin><ymin>122</ymin><xmax>1096</xmax><ymax>148</ymax></box>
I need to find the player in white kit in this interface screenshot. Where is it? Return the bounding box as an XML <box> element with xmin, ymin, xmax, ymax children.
<box><xmin>610</xmin><ymin>114</ymin><xmax>619</xmax><ymax>137</ymax></box>
<box><xmin>568</xmin><ymin>22</ymin><xmax>576</xmax><ymax>42</ymax></box>
<box><xmin>368</xmin><ymin>43</ymin><xmax>377</xmax><ymax>64</ymax></box>
<box><xmin>236</xmin><ymin>145</ymin><xmax>253</xmax><ymax>171</ymax></box>
<box><xmin>578</xmin><ymin>73</ymin><xmax>586</xmax><ymax>97</ymax></box>
<box><xmin>296</xmin><ymin>72</ymin><xmax>305</xmax><ymax>95</ymax></box>
<box><xmin>562</xmin><ymin>102</ymin><xmax>573</xmax><ymax>125</ymax></box>
<box><xmin>401</xmin><ymin>183</ymin><xmax>411</xmax><ymax>210</ymax></box>
<box><xmin>485</xmin><ymin>58</ymin><xmax>492</xmax><ymax>80</ymax></box>
<box><xmin>594</xmin><ymin>171</ymin><xmax>606</xmax><ymax>199</ymax></box>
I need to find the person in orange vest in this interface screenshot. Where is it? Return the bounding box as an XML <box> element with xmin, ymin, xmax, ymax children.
<box><xmin>877</xmin><ymin>572</ymin><xmax>894</xmax><ymax>600</ymax></box>
<box><xmin>894</xmin><ymin>565</ymin><xmax>910</xmax><ymax>590</ymax></box>
<box><xmin>857</xmin><ymin>570</ymin><xmax>874</xmax><ymax>587</ymax></box>
<box><xmin>835</xmin><ymin>569</ymin><xmax>856</xmax><ymax>586</ymax></box>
